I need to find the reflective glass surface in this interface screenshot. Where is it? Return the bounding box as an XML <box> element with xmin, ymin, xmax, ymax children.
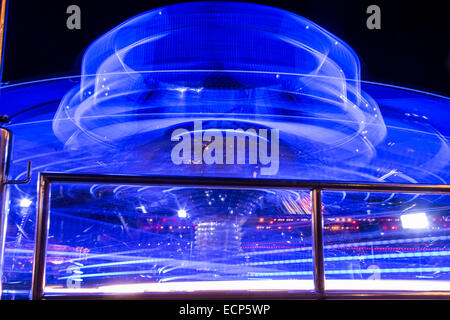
<box><xmin>42</xmin><ymin>183</ymin><xmax>313</xmax><ymax>295</ymax></box>
<box><xmin>323</xmin><ymin>191</ymin><xmax>450</xmax><ymax>291</ymax></box>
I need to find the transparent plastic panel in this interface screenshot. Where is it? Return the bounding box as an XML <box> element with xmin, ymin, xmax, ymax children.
<box><xmin>322</xmin><ymin>191</ymin><xmax>450</xmax><ymax>291</ymax></box>
<box><xmin>42</xmin><ymin>183</ymin><xmax>314</xmax><ymax>296</ymax></box>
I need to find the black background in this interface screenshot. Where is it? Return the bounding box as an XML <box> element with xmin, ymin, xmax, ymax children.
<box><xmin>2</xmin><ymin>0</ymin><xmax>449</xmax><ymax>96</ymax></box>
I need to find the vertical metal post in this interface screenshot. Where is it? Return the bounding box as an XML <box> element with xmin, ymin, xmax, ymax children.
<box><xmin>0</xmin><ymin>0</ymin><xmax>8</xmax><ymax>81</ymax></box>
<box><xmin>0</xmin><ymin>128</ymin><xmax>10</xmax><ymax>298</ymax></box>
<box><xmin>311</xmin><ymin>188</ymin><xmax>325</xmax><ymax>297</ymax></box>
<box><xmin>31</xmin><ymin>174</ymin><xmax>50</xmax><ymax>300</ymax></box>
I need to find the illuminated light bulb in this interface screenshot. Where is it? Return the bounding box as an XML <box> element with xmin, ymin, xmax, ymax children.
<box><xmin>177</xmin><ymin>209</ymin><xmax>187</xmax><ymax>218</ymax></box>
<box><xmin>400</xmin><ymin>212</ymin><xmax>430</xmax><ymax>230</ymax></box>
<box><xmin>19</xmin><ymin>198</ymin><xmax>32</xmax><ymax>208</ymax></box>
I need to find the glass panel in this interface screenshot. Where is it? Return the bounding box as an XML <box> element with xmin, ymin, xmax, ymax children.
<box><xmin>322</xmin><ymin>190</ymin><xmax>450</xmax><ymax>291</ymax></box>
<box><xmin>43</xmin><ymin>183</ymin><xmax>313</xmax><ymax>295</ymax></box>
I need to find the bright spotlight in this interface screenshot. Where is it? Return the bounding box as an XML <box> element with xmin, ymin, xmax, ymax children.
<box><xmin>19</xmin><ymin>198</ymin><xmax>32</xmax><ymax>208</ymax></box>
<box><xmin>400</xmin><ymin>212</ymin><xmax>429</xmax><ymax>230</ymax></box>
<box><xmin>177</xmin><ymin>209</ymin><xmax>187</xmax><ymax>218</ymax></box>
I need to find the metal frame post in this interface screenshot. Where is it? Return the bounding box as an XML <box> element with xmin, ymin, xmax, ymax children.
<box><xmin>31</xmin><ymin>174</ymin><xmax>50</xmax><ymax>300</ymax></box>
<box><xmin>311</xmin><ymin>188</ymin><xmax>325</xmax><ymax>297</ymax></box>
<box><xmin>0</xmin><ymin>0</ymin><xmax>8</xmax><ymax>81</ymax></box>
<box><xmin>0</xmin><ymin>128</ymin><xmax>10</xmax><ymax>297</ymax></box>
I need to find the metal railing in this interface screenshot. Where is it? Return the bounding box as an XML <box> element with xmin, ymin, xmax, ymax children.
<box><xmin>0</xmin><ymin>128</ymin><xmax>32</xmax><ymax>299</ymax></box>
<box><xmin>0</xmin><ymin>128</ymin><xmax>10</xmax><ymax>296</ymax></box>
<box><xmin>31</xmin><ymin>172</ymin><xmax>450</xmax><ymax>300</ymax></box>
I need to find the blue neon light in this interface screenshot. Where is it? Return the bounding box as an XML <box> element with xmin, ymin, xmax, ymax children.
<box><xmin>249</xmin><ymin>267</ymin><xmax>450</xmax><ymax>277</ymax></box>
<box><xmin>0</xmin><ymin>2</ymin><xmax>449</xmax><ymax>298</ymax></box>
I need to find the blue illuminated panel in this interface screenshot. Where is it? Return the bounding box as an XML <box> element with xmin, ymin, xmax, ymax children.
<box><xmin>0</xmin><ymin>2</ymin><xmax>449</xmax><ymax>298</ymax></box>
<box><xmin>42</xmin><ymin>183</ymin><xmax>313</xmax><ymax>295</ymax></box>
<box><xmin>322</xmin><ymin>191</ymin><xmax>450</xmax><ymax>291</ymax></box>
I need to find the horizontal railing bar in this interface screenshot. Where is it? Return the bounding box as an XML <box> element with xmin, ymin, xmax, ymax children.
<box><xmin>40</xmin><ymin>290</ymin><xmax>450</xmax><ymax>300</ymax></box>
<box><xmin>40</xmin><ymin>173</ymin><xmax>450</xmax><ymax>194</ymax></box>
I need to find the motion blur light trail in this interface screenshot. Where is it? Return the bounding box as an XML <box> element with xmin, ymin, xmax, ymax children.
<box><xmin>0</xmin><ymin>2</ymin><xmax>450</xmax><ymax>299</ymax></box>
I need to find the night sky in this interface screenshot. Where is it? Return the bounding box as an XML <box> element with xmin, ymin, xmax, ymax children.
<box><xmin>2</xmin><ymin>0</ymin><xmax>449</xmax><ymax>96</ymax></box>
